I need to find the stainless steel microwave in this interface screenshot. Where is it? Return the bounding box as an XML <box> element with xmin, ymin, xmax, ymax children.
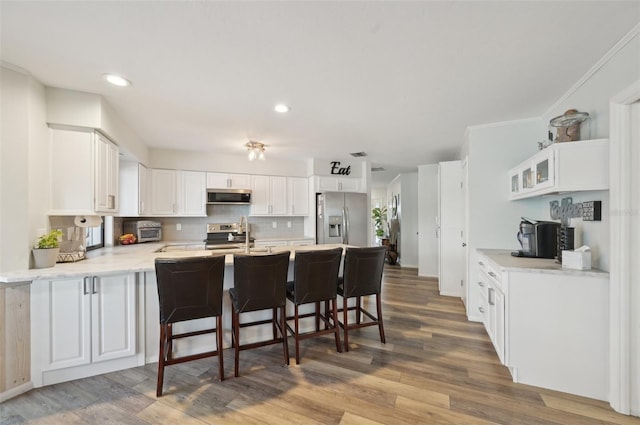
<box><xmin>206</xmin><ymin>189</ymin><xmax>251</xmax><ymax>205</ymax></box>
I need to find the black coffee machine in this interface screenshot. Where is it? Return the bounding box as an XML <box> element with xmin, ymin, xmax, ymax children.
<box><xmin>511</xmin><ymin>217</ymin><xmax>561</xmax><ymax>259</ymax></box>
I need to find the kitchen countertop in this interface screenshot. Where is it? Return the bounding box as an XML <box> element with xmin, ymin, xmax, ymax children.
<box><xmin>0</xmin><ymin>242</ymin><xmax>347</xmax><ymax>284</ymax></box>
<box><xmin>477</xmin><ymin>249</ymin><xmax>609</xmax><ymax>277</ymax></box>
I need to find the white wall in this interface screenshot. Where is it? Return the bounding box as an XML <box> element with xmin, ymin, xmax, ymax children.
<box><xmin>418</xmin><ymin>164</ymin><xmax>438</xmax><ymax>277</ymax></box>
<box><xmin>150</xmin><ymin>148</ymin><xmax>308</xmax><ymax>177</ymax></box>
<box><xmin>1</xmin><ymin>66</ymin><xmax>49</xmax><ymax>272</ymax></box>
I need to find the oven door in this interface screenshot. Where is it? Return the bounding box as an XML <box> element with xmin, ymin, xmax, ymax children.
<box><xmin>138</xmin><ymin>227</ymin><xmax>161</xmax><ymax>242</ymax></box>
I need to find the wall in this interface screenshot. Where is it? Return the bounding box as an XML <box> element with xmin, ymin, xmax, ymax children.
<box><xmin>464</xmin><ymin>118</ymin><xmax>543</xmax><ymax>320</ymax></box>
<box><xmin>46</xmin><ymin>87</ymin><xmax>149</xmax><ymax>164</ymax></box>
<box><xmin>418</xmin><ymin>164</ymin><xmax>438</xmax><ymax>277</ymax></box>
<box><xmin>1</xmin><ymin>65</ymin><xmax>50</xmax><ymax>272</ymax></box>
<box><xmin>150</xmin><ymin>148</ymin><xmax>308</xmax><ymax>177</ymax></box>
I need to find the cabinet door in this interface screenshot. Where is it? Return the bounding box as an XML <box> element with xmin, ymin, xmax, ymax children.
<box><xmin>206</xmin><ymin>172</ymin><xmax>230</xmax><ymax>189</ymax></box>
<box><xmin>269</xmin><ymin>176</ymin><xmax>288</xmax><ymax>215</ymax></box>
<box><xmin>229</xmin><ymin>174</ymin><xmax>251</xmax><ymax>189</ymax></box>
<box><xmin>508</xmin><ymin>167</ymin><xmax>521</xmax><ymax>199</ymax></box>
<box><xmin>289</xmin><ymin>177</ymin><xmax>310</xmax><ymax>215</ymax></box>
<box><xmin>317</xmin><ymin>176</ymin><xmax>339</xmax><ymax>191</ymax></box>
<box><xmin>91</xmin><ymin>273</ymin><xmax>137</xmax><ymax>363</ymax></box>
<box><xmin>493</xmin><ymin>286</ymin><xmax>505</xmax><ymax>363</ymax></box>
<box><xmin>250</xmin><ymin>175</ymin><xmax>270</xmax><ymax>215</ymax></box>
<box><xmin>178</xmin><ymin>170</ymin><xmax>206</xmax><ymax>216</ymax></box>
<box><xmin>138</xmin><ymin>163</ymin><xmax>148</xmax><ymax>215</ymax></box>
<box><xmin>150</xmin><ymin>169</ymin><xmax>177</xmax><ymax>215</ymax></box>
<box><xmin>533</xmin><ymin>150</ymin><xmax>554</xmax><ymax>191</ymax></box>
<box><xmin>94</xmin><ymin>133</ymin><xmax>118</xmax><ymax>213</ymax></box>
<box><xmin>32</xmin><ymin>277</ymin><xmax>92</xmax><ymax>371</ymax></box>
<box><xmin>339</xmin><ymin>178</ymin><xmax>360</xmax><ymax>192</ymax></box>
<box><xmin>50</xmin><ymin>129</ymin><xmax>94</xmax><ymax>214</ymax></box>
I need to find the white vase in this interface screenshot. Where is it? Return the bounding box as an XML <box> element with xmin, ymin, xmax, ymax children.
<box><xmin>32</xmin><ymin>247</ymin><xmax>60</xmax><ymax>269</ymax></box>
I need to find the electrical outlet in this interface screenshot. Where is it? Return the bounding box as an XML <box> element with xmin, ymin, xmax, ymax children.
<box><xmin>287</xmin><ymin>221</ymin><xmax>292</xmax><ymax>228</ymax></box>
<box><xmin>176</xmin><ymin>223</ymin><xmax>181</xmax><ymax>231</ymax></box>
<box><xmin>272</xmin><ymin>222</ymin><xmax>277</xmax><ymax>229</ymax></box>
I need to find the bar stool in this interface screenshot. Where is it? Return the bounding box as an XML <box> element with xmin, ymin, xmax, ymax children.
<box><xmin>154</xmin><ymin>255</ymin><xmax>226</xmax><ymax>397</ymax></box>
<box><xmin>336</xmin><ymin>246</ymin><xmax>387</xmax><ymax>352</ymax></box>
<box><xmin>285</xmin><ymin>247</ymin><xmax>343</xmax><ymax>364</ymax></box>
<box><xmin>230</xmin><ymin>251</ymin><xmax>290</xmax><ymax>377</ymax></box>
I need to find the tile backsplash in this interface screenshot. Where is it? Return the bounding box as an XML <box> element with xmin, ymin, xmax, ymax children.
<box><xmin>120</xmin><ymin>205</ymin><xmax>307</xmax><ymax>242</ymax></box>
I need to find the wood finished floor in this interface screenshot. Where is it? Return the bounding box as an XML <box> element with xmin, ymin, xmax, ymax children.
<box><xmin>2</xmin><ymin>266</ymin><xmax>639</xmax><ymax>425</ymax></box>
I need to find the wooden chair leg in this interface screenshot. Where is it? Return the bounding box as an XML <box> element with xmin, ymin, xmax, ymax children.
<box><xmin>281</xmin><ymin>306</ymin><xmax>289</xmax><ymax>365</ymax></box>
<box><xmin>333</xmin><ymin>298</ymin><xmax>342</xmax><ymax>353</ymax></box>
<box><xmin>356</xmin><ymin>297</ymin><xmax>361</xmax><ymax>324</ymax></box>
<box><xmin>324</xmin><ymin>300</ymin><xmax>330</xmax><ymax>330</ymax></box>
<box><xmin>233</xmin><ymin>306</ymin><xmax>240</xmax><ymax>377</ymax></box>
<box><xmin>272</xmin><ymin>307</ymin><xmax>278</xmax><ymax>340</ymax></box>
<box><xmin>343</xmin><ymin>296</ymin><xmax>349</xmax><ymax>352</ymax></box>
<box><xmin>315</xmin><ymin>301</ymin><xmax>321</xmax><ymax>332</ymax></box>
<box><xmin>217</xmin><ymin>315</ymin><xmax>224</xmax><ymax>381</ymax></box>
<box><xmin>294</xmin><ymin>304</ymin><xmax>300</xmax><ymax>365</ymax></box>
<box><xmin>157</xmin><ymin>324</ymin><xmax>167</xmax><ymax>397</ymax></box>
<box><xmin>376</xmin><ymin>293</ymin><xmax>386</xmax><ymax>344</ymax></box>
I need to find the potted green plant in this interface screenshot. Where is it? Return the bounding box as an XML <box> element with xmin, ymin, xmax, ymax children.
<box><xmin>371</xmin><ymin>206</ymin><xmax>388</xmax><ymax>241</ymax></box>
<box><xmin>32</xmin><ymin>229</ymin><xmax>63</xmax><ymax>269</ymax></box>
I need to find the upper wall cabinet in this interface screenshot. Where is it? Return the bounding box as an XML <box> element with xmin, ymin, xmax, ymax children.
<box><xmin>250</xmin><ymin>175</ymin><xmax>287</xmax><ymax>216</ymax></box>
<box><xmin>315</xmin><ymin>176</ymin><xmax>362</xmax><ymax>193</ymax></box>
<box><xmin>508</xmin><ymin>139</ymin><xmax>608</xmax><ymax>200</ymax></box>
<box><xmin>119</xmin><ymin>162</ymin><xmax>149</xmax><ymax>217</ymax></box>
<box><xmin>149</xmin><ymin>169</ymin><xmax>206</xmax><ymax>216</ymax></box>
<box><xmin>50</xmin><ymin>128</ymin><xmax>119</xmax><ymax>215</ymax></box>
<box><xmin>288</xmin><ymin>177</ymin><xmax>310</xmax><ymax>216</ymax></box>
<box><xmin>206</xmin><ymin>172</ymin><xmax>251</xmax><ymax>190</ymax></box>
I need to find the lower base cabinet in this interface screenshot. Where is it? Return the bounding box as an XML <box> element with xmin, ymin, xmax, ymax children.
<box><xmin>476</xmin><ymin>251</ymin><xmax>608</xmax><ymax>401</ymax></box>
<box><xmin>31</xmin><ymin>272</ymin><xmax>142</xmax><ymax>387</ymax></box>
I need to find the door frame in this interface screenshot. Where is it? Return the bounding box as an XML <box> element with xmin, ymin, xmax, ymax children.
<box><xmin>609</xmin><ymin>79</ymin><xmax>640</xmax><ymax>415</ymax></box>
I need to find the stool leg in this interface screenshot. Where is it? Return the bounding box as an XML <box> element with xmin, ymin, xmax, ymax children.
<box><xmin>356</xmin><ymin>297</ymin><xmax>361</xmax><ymax>324</ymax></box>
<box><xmin>233</xmin><ymin>306</ymin><xmax>240</xmax><ymax>377</ymax></box>
<box><xmin>376</xmin><ymin>293</ymin><xmax>386</xmax><ymax>344</ymax></box>
<box><xmin>315</xmin><ymin>301</ymin><xmax>320</xmax><ymax>332</ymax></box>
<box><xmin>294</xmin><ymin>304</ymin><xmax>300</xmax><ymax>365</ymax></box>
<box><xmin>157</xmin><ymin>324</ymin><xmax>167</xmax><ymax>397</ymax></box>
<box><xmin>332</xmin><ymin>298</ymin><xmax>342</xmax><ymax>353</ymax></box>
<box><xmin>343</xmin><ymin>296</ymin><xmax>349</xmax><ymax>352</ymax></box>
<box><xmin>272</xmin><ymin>307</ymin><xmax>278</xmax><ymax>340</ymax></box>
<box><xmin>216</xmin><ymin>315</ymin><xmax>224</xmax><ymax>381</ymax></box>
<box><xmin>281</xmin><ymin>306</ymin><xmax>289</xmax><ymax>365</ymax></box>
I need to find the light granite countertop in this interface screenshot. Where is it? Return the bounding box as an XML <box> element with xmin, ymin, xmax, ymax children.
<box><xmin>477</xmin><ymin>249</ymin><xmax>609</xmax><ymax>277</ymax></box>
<box><xmin>0</xmin><ymin>242</ymin><xmax>346</xmax><ymax>284</ymax></box>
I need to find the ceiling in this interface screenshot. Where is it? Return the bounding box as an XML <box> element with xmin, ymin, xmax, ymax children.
<box><xmin>2</xmin><ymin>1</ymin><xmax>638</xmax><ymax>187</ymax></box>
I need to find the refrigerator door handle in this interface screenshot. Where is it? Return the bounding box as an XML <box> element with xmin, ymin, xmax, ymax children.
<box><xmin>344</xmin><ymin>206</ymin><xmax>350</xmax><ymax>245</ymax></box>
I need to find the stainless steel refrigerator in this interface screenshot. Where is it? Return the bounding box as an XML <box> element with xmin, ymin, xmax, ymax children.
<box><xmin>316</xmin><ymin>192</ymin><xmax>368</xmax><ymax>246</ymax></box>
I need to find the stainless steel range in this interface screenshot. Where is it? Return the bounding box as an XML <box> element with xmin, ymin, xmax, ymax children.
<box><xmin>204</xmin><ymin>222</ymin><xmax>255</xmax><ymax>250</ymax></box>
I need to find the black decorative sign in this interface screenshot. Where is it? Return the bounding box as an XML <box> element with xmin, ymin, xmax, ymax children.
<box><xmin>550</xmin><ymin>197</ymin><xmax>602</xmax><ymax>225</ymax></box>
<box><xmin>330</xmin><ymin>161</ymin><xmax>351</xmax><ymax>176</ymax></box>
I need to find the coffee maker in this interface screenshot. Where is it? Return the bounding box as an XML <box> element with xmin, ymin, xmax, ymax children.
<box><xmin>511</xmin><ymin>218</ymin><xmax>561</xmax><ymax>259</ymax></box>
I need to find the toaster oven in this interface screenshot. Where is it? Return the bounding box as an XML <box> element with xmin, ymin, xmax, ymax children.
<box><xmin>123</xmin><ymin>220</ymin><xmax>162</xmax><ymax>243</ymax></box>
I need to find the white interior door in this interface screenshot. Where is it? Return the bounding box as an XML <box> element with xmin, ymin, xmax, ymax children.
<box><xmin>438</xmin><ymin>161</ymin><xmax>464</xmax><ymax>297</ymax></box>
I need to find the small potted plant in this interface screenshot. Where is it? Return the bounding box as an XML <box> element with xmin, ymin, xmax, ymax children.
<box><xmin>32</xmin><ymin>229</ymin><xmax>63</xmax><ymax>269</ymax></box>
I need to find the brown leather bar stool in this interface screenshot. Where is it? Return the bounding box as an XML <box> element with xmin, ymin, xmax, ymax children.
<box><xmin>230</xmin><ymin>251</ymin><xmax>290</xmax><ymax>377</ymax></box>
<box><xmin>154</xmin><ymin>255</ymin><xmax>226</xmax><ymax>397</ymax></box>
<box><xmin>336</xmin><ymin>246</ymin><xmax>387</xmax><ymax>352</ymax></box>
<box><xmin>285</xmin><ymin>247</ymin><xmax>343</xmax><ymax>364</ymax></box>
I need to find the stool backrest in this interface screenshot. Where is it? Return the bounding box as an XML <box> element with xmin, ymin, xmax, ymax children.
<box><xmin>155</xmin><ymin>255</ymin><xmax>226</xmax><ymax>324</ymax></box>
<box><xmin>342</xmin><ymin>246</ymin><xmax>386</xmax><ymax>298</ymax></box>
<box><xmin>233</xmin><ymin>251</ymin><xmax>290</xmax><ymax>312</ymax></box>
<box><xmin>291</xmin><ymin>247</ymin><xmax>343</xmax><ymax>305</ymax></box>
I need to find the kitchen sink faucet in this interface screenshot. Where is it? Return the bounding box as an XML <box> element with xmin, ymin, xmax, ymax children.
<box><xmin>239</xmin><ymin>216</ymin><xmax>250</xmax><ymax>254</ymax></box>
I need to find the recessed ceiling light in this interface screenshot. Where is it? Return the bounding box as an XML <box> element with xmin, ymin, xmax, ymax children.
<box><xmin>274</xmin><ymin>104</ymin><xmax>290</xmax><ymax>113</ymax></box>
<box><xmin>103</xmin><ymin>73</ymin><xmax>132</xmax><ymax>87</ymax></box>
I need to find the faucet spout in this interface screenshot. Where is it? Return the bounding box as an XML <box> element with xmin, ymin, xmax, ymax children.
<box><xmin>239</xmin><ymin>216</ymin><xmax>250</xmax><ymax>254</ymax></box>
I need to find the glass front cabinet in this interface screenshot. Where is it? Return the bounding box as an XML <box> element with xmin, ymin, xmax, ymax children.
<box><xmin>508</xmin><ymin>148</ymin><xmax>555</xmax><ymax>200</ymax></box>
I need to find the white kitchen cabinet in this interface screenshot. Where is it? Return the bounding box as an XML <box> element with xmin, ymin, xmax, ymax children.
<box><xmin>31</xmin><ymin>272</ymin><xmax>138</xmax><ymax>387</ymax></box>
<box><xmin>288</xmin><ymin>177</ymin><xmax>310</xmax><ymax>216</ymax></box>
<box><xmin>150</xmin><ymin>169</ymin><xmax>177</xmax><ymax>215</ymax></box>
<box><xmin>149</xmin><ymin>169</ymin><xmax>206</xmax><ymax>216</ymax></box>
<box><xmin>119</xmin><ymin>162</ymin><xmax>149</xmax><ymax>216</ymax></box>
<box><xmin>250</xmin><ymin>175</ymin><xmax>287</xmax><ymax>216</ymax></box>
<box><xmin>315</xmin><ymin>176</ymin><xmax>362</xmax><ymax>192</ymax></box>
<box><xmin>49</xmin><ymin>128</ymin><xmax>119</xmax><ymax>215</ymax></box>
<box><xmin>206</xmin><ymin>172</ymin><xmax>251</xmax><ymax>189</ymax></box>
<box><xmin>476</xmin><ymin>249</ymin><xmax>609</xmax><ymax>400</ymax></box>
<box><xmin>177</xmin><ymin>170</ymin><xmax>206</xmax><ymax>216</ymax></box>
<box><xmin>508</xmin><ymin>139</ymin><xmax>608</xmax><ymax>200</ymax></box>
